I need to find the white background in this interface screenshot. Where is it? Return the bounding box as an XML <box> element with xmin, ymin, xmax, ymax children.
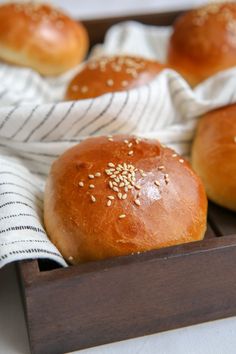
<box><xmin>1</xmin><ymin>1</ymin><xmax>236</xmax><ymax>354</ymax></box>
<box><xmin>1</xmin><ymin>0</ymin><xmax>209</xmax><ymax>18</ymax></box>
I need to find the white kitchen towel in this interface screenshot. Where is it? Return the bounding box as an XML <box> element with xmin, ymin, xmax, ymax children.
<box><xmin>1</xmin><ymin>21</ymin><xmax>236</xmax><ymax>268</ymax></box>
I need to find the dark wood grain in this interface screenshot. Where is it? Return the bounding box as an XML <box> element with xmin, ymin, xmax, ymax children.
<box><xmin>18</xmin><ymin>235</ymin><xmax>236</xmax><ymax>354</ymax></box>
<box><xmin>208</xmin><ymin>202</ymin><xmax>236</xmax><ymax>237</ymax></box>
<box><xmin>17</xmin><ymin>9</ymin><xmax>236</xmax><ymax>354</ymax></box>
<box><xmin>82</xmin><ymin>10</ymin><xmax>184</xmax><ymax>48</ymax></box>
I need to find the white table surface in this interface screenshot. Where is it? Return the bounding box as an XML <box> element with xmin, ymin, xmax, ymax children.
<box><xmin>1</xmin><ymin>1</ymin><xmax>236</xmax><ymax>354</ymax></box>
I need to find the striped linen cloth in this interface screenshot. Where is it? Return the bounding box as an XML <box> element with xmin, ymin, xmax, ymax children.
<box><xmin>1</xmin><ymin>21</ymin><xmax>236</xmax><ymax>268</ymax></box>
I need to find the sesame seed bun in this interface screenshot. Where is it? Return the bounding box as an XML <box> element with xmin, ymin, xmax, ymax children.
<box><xmin>167</xmin><ymin>3</ymin><xmax>236</xmax><ymax>86</ymax></box>
<box><xmin>0</xmin><ymin>2</ymin><xmax>89</xmax><ymax>76</ymax></box>
<box><xmin>65</xmin><ymin>56</ymin><xmax>165</xmax><ymax>100</ymax></box>
<box><xmin>44</xmin><ymin>135</ymin><xmax>207</xmax><ymax>264</ymax></box>
<box><xmin>192</xmin><ymin>104</ymin><xmax>236</xmax><ymax>212</ymax></box>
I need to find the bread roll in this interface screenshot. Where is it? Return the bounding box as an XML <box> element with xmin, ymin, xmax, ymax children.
<box><xmin>192</xmin><ymin>104</ymin><xmax>236</xmax><ymax>211</ymax></box>
<box><xmin>65</xmin><ymin>56</ymin><xmax>165</xmax><ymax>100</ymax></box>
<box><xmin>0</xmin><ymin>2</ymin><xmax>89</xmax><ymax>76</ymax></box>
<box><xmin>168</xmin><ymin>3</ymin><xmax>236</xmax><ymax>86</ymax></box>
<box><xmin>44</xmin><ymin>135</ymin><xmax>207</xmax><ymax>264</ymax></box>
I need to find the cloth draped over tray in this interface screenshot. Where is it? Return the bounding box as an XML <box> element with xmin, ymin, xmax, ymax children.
<box><xmin>0</xmin><ymin>21</ymin><xmax>236</xmax><ymax>268</ymax></box>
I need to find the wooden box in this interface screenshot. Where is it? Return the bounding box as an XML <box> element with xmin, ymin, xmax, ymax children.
<box><xmin>17</xmin><ymin>10</ymin><xmax>236</xmax><ymax>354</ymax></box>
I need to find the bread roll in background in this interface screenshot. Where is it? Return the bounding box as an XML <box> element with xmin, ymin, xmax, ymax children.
<box><xmin>168</xmin><ymin>3</ymin><xmax>236</xmax><ymax>86</ymax></box>
<box><xmin>65</xmin><ymin>56</ymin><xmax>165</xmax><ymax>100</ymax></box>
<box><xmin>0</xmin><ymin>2</ymin><xmax>89</xmax><ymax>75</ymax></box>
<box><xmin>44</xmin><ymin>135</ymin><xmax>207</xmax><ymax>264</ymax></box>
<box><xmin>192</xmin><ymin>104</ymin><xmax>236</xmax><ymax>212</ymax></box>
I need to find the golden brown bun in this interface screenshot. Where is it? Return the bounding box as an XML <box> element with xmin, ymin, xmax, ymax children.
<box><xmin>65</xmin><ymin>56</ymin><xmax>165</xmax><ymax>100</ymax></box>
<box><xmin>44</xmin><ymin>135</ymin><xmax>207</xmax><ymax>264</ymax></box>
<box><xmin>192</xmin><ymin>105</ymin><xmax>236</xmax><ymax>211</ymax></box>
<box><xmin>168</xmin><ymin>3</ymin><xmax>236</xmax><ymax>86</ymax></box>
<box><xmin>0</xmin><ymin>2</ymin><xmax>89</xmax><ymax>76</ymax></box>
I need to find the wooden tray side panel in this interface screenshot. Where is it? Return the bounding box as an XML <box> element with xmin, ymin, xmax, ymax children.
<box><xmin>82</xmin><ymin>11</ymin><xmax>182</xmax><ymax>47</ymax></box>
<box><xmin>22</xmin><ymin>243</ymin><xmax>236</xmax><ymax>354</ymax></box>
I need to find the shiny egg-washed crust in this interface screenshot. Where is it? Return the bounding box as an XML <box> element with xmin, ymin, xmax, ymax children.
<box><xmin>192</xmin><ymin>104</ymin><xmax>236</xmax><ymax>212</ymax></box>
<box><xmin>65</xmin><ymin>56</ymin><xmax>165</xmax><ymax>100</ymax></box>
<box><xmin>44</xmin><ymin>135</ymin><xmax>207</xmax><ymax>264</ymax></box>
<box><xmin>0</xmin><ymin>3</ymin><xmax>89</xmax><ymax>76</ymax></box>
<box><xmin>168</xmin><ymin>3</ymin><xmax>236</xmax><ymax>86</ymax></box>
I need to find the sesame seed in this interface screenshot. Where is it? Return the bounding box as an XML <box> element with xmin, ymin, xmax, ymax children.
<box><xmin>158</xmin><ymin>166</ymin><xmax>165</xmax><ymax>170</ymax></box>
<box><xmin>128</xmin><ymin>142</ymin><xmax>133</xmax><ymax>148</ymax></box>
<box><xmin>135</xmin><ymin>185</ymin><xmax>141</xmax><ymax>190</ymax></box>
<box><xmin>234</xmin><ymin>136</ymin><xmax>236</xmax><ymax>143</ymax></box>
<box><xmin>124</xmin><ymin>140</ymin><xmax>129</xmax><ymax>144</ymax></box>
<box><xmin>108</xmin><ymin>162</ymin><xmax>115</xmax><ymax>167</ymax></box>
<box><xmin>89</xmin><ymin>184</ymin><xmax>95</xmax><ymax>189</ymax></box>
<box><xmin>68</xmin><ymin>256</ymin><xmax>74</xmax><ymax>261</ymax></box>
<box><xmin>88</xmin><ymin>174</ymin><xmax>94</xmax><ymax>179</ymax></box>
<box><xmin>134</xmin><ymin>199</ymin><xmax>141</xmax><ymax>206</ymax></box>
<box><xmin>113</xmin><ymin>187</ymin><xmax>119</xmax><ymax>192</ymax></box>
<box><xmin>124</xmin><ymin>186</ymin><xmax>129</xmax><ymax>192</ymax></box>
<box><xmin>88</xmin><ymin>62</ymin><xmax>97</xmax><ymax>70</ymax></box>
<box><xmin>107</xmin><ymin>79</ymin><xmax>114</xmax><ymax>87</ymax></box>
<box><xmin>118</xmin><ymin>192</ymin><xmax>123</xmax><ymax>199</ymax></box>
<box><xmin>172</xmin><ymin>153</ymin><xmax>177</xmax><ymax>157</ymax></box>
<box><xmin>109</xmin><ymin>181</ymin><xmax>113</xmax><ymax>188</ymax></box>
<box><xmin>81</xmin><ymin>86</ymin><xmax>88</xmax><ymax>94</ymax></box>
<box><xmin>141</xmin><ymin>173</ymin><xmax>147</xmax><ymax>177</ymax></box>
<box><xmin>113</xmin><ymin>65</ymin><xmax>122</xmax><ymax>72</ymax></box>
<box><xmin>110</xmin><ymin>174</ymin><xmax>116</xmax><ymax>178</ymax></box>
<box><xmin>122</xmin><ymin>194</ymin><xmax>127</xmax><ymax>200</ymax></box>
<box><xmin>119</xmin><ymin>182</ymin><xmax>125</xmax><ymax>187</ymax></box>
<box><xmin>72</xmin><ymin>85</ymin><xmax>79</xmax><ymax>92</ymax></box>
<box><xmin>122</xmin><ymin>80</ymin><xmax>128</xmax><ymax>87</ymax></box>
<box><xmin>107</xmin><ymin>200</ymin><xmax>112</xmax><ymax>207</ymax></box>
<box><xmin>164</xmin><ymin>174</ymin><xmax>169</xmax><ymax>179</ymax></box>
<box><xmin>78</xmin><ymin>181</ymin><xmax>84</xmax><ymax>187</ymax></box>
<box><xmin>119</xmin><ymin>214</ymin><xmax>126</xmax><ymax>219</ymax></box>
<box><xmin>108</xmin><ymin>137</ymin><xmax>114</xmax><ymax>142</ymax></box>
<box><xmin>95</xmin><ymin>172</ymin><xmax>101</xmax><ymax>177</ymax></box>
<box><xmin>91</xmin><ymin>195</ymin><xmax>96</xmax><ymax>203</ymax></box>
<box><xmin>179</xmin><ymin>159</ymin><xmax>184</xmax><ymax>163</ymax></box>
<box><xmin>107</xmin><ymin>195</ymin><xmax>115</xmax><ymax>200</ymax></box>
<box><xmin>154</xmin><ymin>180</ymin><xmax>160</xmax><ymax>187</ymax></box>
<box><xmin>128</xmin><ymin>151</ymin><xmax>134</xmax><ymax>156</ymax></box>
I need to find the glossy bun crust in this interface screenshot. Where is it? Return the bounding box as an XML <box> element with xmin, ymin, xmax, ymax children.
<box><xmin>0</xmin><ymin>2</ymin><xmax>88</xmax><ymax>75</ymax></box>
<box><xmin>168</xmin><ymin>3</ymin><xmax>236</xmax><ymax>86</ymax></box>
<box><xmin>44</xmin><ymin>135</ymin><xmax>207</xmax><ymax>264</ymax></box>
<box><xmin>65</xmin><ymin>56</ymin><xmax>165</xmax><ymax>100</ymax></box>
<box><xmin>192</xmin><ymin>104</ymin><xmax>236</xmax><ymax>211</ymax></box>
